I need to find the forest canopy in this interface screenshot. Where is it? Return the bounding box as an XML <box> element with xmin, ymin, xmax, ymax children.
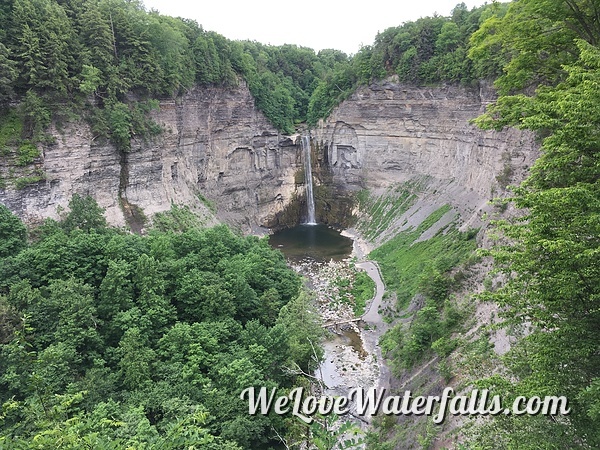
<box><xmin>0</xmin><ymin>0</ymin><xmax>501</xmax><ymax>141</ymax></box>
<box><xmin>0</xmin><ymin>0</ymin><xmax>353</xmax><ymax>136</ymax></box>
<box><xmin>0</xmin><ymin>197</ymin><xmax>327</xmax><ymax>448</ymax></box>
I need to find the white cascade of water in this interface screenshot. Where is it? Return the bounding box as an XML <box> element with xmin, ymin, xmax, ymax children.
<box><xmin>302</xmin><ymin>135</ymin><xmax>317</xmax><ymax>225</ymax></box>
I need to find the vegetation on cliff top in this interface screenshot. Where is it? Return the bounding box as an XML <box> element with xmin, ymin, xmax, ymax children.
<box><xmin>0</xmin><ymin>0</ymin><xmax>352</xmax><ymax>140</ymax></box>
<box><xmin>307</xmin><ymin>2</ymin><xmax>504</xmax><ymax>124</ymax></box>
<box><xmin>0</xmin><ymin>0</ymin><xmax>502</xmax><ymax>148</ymax></box>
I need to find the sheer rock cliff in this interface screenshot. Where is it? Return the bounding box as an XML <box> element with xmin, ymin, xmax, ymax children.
<box><xmin>312</xmin><ymin>79</ymin><xmax>538</xmax><ymax>240</ymax></box>
<box><xmin>0</xmin><ymin>83</ymin><xmax>301</xmax><ymax>232</ymax></box>
<box><xmin>0</xmin><ymin>80</ymin><xmax>537</xmax><ymax>234</ymax></box>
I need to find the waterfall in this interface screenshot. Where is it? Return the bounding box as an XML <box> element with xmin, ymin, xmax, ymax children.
<box><xmin>302</xmin><ymin>135</ymin><xmax>317</xmax><ymax>225</ymax></box>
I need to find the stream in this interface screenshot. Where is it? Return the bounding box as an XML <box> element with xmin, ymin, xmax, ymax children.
<box><xmin>269</xmin><ymin>225</ymin><xmax>389</xmax><ymax>426</ymax></box>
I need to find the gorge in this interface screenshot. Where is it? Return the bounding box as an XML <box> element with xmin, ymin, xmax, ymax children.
<box><xmin>0</xmin><ymin>79</ymin><xmax>538</xmax><ymax>448</ymax></box>
<box><xmin>3</xmin><ymin>0</ymin><xmax>599</xmax><ymax>447</ymax></box>
<box><xmin>0</xmin><ymin>79</ymin><xmax>537</xmax><ymax>235</ymax></box>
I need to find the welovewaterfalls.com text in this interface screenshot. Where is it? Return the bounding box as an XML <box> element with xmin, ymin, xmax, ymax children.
<box><xmin>240</xmin><ymin>387</ymin><xmax>570</xmax><ymax>425</ymax></box>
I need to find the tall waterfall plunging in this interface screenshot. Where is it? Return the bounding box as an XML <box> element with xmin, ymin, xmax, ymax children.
<box><xmin>302</xmin><ymin>135</ymin><xmax>317</xmax><ymax>225</ymax></box>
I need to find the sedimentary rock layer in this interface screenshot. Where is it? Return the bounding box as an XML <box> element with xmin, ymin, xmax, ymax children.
<box><xmin>0</xmin><ymin>82</ymin><xmax>300</xmax><ymax>232</ymax></box>
<box><xmin>1</xmin><ymin>79</ymin><xmax>537</xmax><ymax>234</ymax></box>
<box><xmin>313</xmin><ymin>79</ymin><xmax>538</xmax><ymax>240</ymax></box>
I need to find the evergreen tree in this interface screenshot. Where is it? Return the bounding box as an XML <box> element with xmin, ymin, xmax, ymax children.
<box><xmin>0</xmin><ymin>43</ymin><xmax>18</xmax><ymax>104</ymax></box>
<box><xmin>12</xmin><ymin>0</ymin><xmax>75</xmax><ymax>95</ymax></box>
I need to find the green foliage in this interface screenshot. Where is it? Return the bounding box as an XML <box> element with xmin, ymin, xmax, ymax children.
<box><xmin>308</xmin><ymin>414</ymin><xmax>364</xmax><ymax>450</ymax></box>
<box><xmin>0</xmin><ymin>108</ymin><xmax>46</xmax><ymax>173</ymax></box>
<box><xmin>275</xmin><ymin>291</ymin><xmax>324</xmax><ymax>372</ymax></box>
<box><xmin>197</xmin><ymin>192</ymin><xmax>217</xmax><ymax>213</ymax></box>
<box><xmin>0</xmin><ymin>297</ymin><xmax>21</xmax><ymax>345</ymax></box>
<box><xmin>19</xmin><ymin>90</ymin><xmax>50</xmax><ymax>140</ymax></box>
<box><xmin>0</xmin><ymin>0</ymin><xmax>515</xmax><ymax>142</ymax></box>
<box><xmin>15</xmin><ymin>142</ymin><xmax>39</xmax><ymax>166</ymax></box>
<box><xmin>467</xmin><ymin>23</ymin><xmax>600</xmax><ymax>448</ymax></box>
<box><xmin>78</xmin><ymin>64</ymin><xmax>102</xmax><ymax>96</ymax></box>
<box><xmin>60</xmin><ymin>193</ymin><xmax>108</xmax><ymax>232</ymax></box>
<box><xmin>0</xmin><ymin>392</ymin><xmax>242</xmax><ymax>449</ymax></box>
<box><xmin>12</xmin><ymin>0</ymin><xmax>75</xmax><ymax>95</ymax></box>
<box><xmin>417</xmin><ymin>204</ymin><xmax>452</xmax><ymax>231</ymax></box>
<box><xmin>469</xmin><ymin>0</ymin><xmax>600</xmax><ymax>96</ymax></box>
<box><xmin>12</xmin><ymin>169</ymin><xmax>46</xmax><ymax>189</ymax></box>
<box><xmin>239</xmin><ymin>42</ymin><xmax>350</xmax><ymax>132</ymax></box>
<box><xmin>418</xmin><ymin>266</ymin><xmax>452</xmax><ymax>305</ymax></box>
<box><xmin>350</xmin><ymin>270</ymin><xmax>376</xmax><ymax>316</ymax></box>
<box><xmin>88</xmin><ymin>99</ymin><xmax>161</xmax><ymax>151</ymax></box>
<box><xmin>0</xmin><ymin>43</ymin><xmax>17</xmax><ymax>103</ymax></box>
<box><xmin>356</xmin><ymin>183</ymin><xmax>419</xmax><ymax>241</ymax></box>
<box><xmin>0</xmin><ymin>0</ymin><xmax>360</xmax><ymax>136</ymax></box>
<box><xmin>307</xmin><ymin>2</ymin><xmax>508</xmax><ymax>125</ymax></box>
<box><xmin>0</xmin><ymin>204</ymin><xmax>27</xmax><ymax>259</ymax></box>
<box><xmin>106</xmin><ymin>101</ymin><xmax>132</xmax><ymax>151</ymax></box>
<box><xmin>467</xmin><ymin>3</ymin><xmax>511</xmax><ymax>81</ymax></box>
<box><xmin>380</xmin><ymin>298</ymin><xmax>465</xmax><ymax>373</ymax></box>
<box><xmin>370</xmin><ymin>204</ymin><xmax>475</xmax><ymax>374</ymax></box>
<box><xmin>431</xmin><ymin>335</ymin><xmax>458</xmax><ymax>358</ymax></box>
<box><xmin>151</xmin><ymin>204</ymin><xmax>205</xmax><ymax>232</ymax></box>
<box><xmin>306</xmin><ymin>61</ymin><xmax>356</xmax><ymax>126</ymax></box>
<box><xmin>0</xmin><ymin>196</ymin><xmax>312</xmax><ymax>448</ymax></box>
<box><xmin>332</xmin><ymin>267</ymin><xmax>376</xmax><ymax>317</ymax></box>
<box><xmin>381</xmin><ymin>303</ymin><xmax>441</xmax><ymax>370</ymax></box>
<box><xmin>0</xmin><ymin>0</ymin><xmax>500</xmax><ymax>137</ymax></box>
<box><xmin>335</xmin><ymin>3</ymin><xmax>495</xmax><ymax>92</ymax></box>
<box><xmin>370</xmin><ymin>205</ymin><xmax>475</xmax><ymax>307</ymax></box>
<box><xmin>464</xmin><ymin>412</ymin><xmax>586</xmax><ymax>450</ymax></box>
<box><xmin>0</xmin><ymin>109</ymin><xmax>23</xmax><ymax>151</ymax></box>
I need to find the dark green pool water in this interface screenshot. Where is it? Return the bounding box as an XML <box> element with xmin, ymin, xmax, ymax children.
<box><xmin>268</xmin><ymin>224</ymin><xmax>353</xmax><ymax>261</ymax></box>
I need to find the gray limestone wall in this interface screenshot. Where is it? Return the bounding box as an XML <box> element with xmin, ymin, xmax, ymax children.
<box><xmin>0</xmin><ymin>82</ymin><xmax>302</xmax><ymax>232</ymax></box>
<box><xmin>313</xmin><ymin>79</ymin><xmax>538</xmax><ymax>242</ymax></box>
<box><xmin>0</xmin><ymin>79</ymin><xmax>538</xmax><ymax>235</ymax></box>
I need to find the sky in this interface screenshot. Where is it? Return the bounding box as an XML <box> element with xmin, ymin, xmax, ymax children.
<box><xmin>141</xmin><ymin>0</ymin><xmax>492</xmax><ymax>55</ymax></box>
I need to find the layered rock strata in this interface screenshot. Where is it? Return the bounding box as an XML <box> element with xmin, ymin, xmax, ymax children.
<box><xmin>312</xmin><ymin>79</ymin><xmax>538</xmax><ymax>241</ymax></box>
<box><xmin>0</xmin><ymin>79</ymin><xmax>537</xmax><ymax>235</ymax></box>
<box><xmin>0</xmin><ymin>83</ymin><xmax>301</xmax><ymax>232</ymax></box>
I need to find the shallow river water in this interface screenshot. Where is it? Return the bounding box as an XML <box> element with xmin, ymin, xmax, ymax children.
<box><xmin>269</xmin><ymin>224</ymin><xmax>384</xmax><ymax>427</ymax></box>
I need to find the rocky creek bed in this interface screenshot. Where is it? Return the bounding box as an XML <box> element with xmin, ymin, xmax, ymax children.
<box><xmin>270</xmin><ymin>223</ymin><xmax>391</xmax><ymax>437</ymax></box>
<box><xmin>290</xmin><ymin>253</ymin><xmax>390</xmax><ymax>429</ymax></box>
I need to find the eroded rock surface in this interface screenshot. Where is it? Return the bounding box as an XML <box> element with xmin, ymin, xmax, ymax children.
<box><xmin>0</xmin><ymin>82</ymin><xmax>302</xmax><ymax>232</ymax></box>
<box><xmin>313</xmin><ymin>79</ymin><xmax>538</xmax><ymax>241</ymax></box>
<box><xmin>1</xmin><ymin>80</ymin><xmax>537</xmax><ymax>235</ymax></box>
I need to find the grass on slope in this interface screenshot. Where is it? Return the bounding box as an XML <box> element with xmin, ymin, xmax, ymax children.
<box><xmin>356</xmin><ymin>182</ymin><xmax>424</xmax><ymax>241</ymax></box>
<box><xmin>369</xmin><ymin>205</ymin><xmax>477</xmax><ymax>308</ymax></box>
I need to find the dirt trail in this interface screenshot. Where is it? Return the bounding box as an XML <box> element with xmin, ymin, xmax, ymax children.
<box><xmin>355</xmin><ymin>259</ymin><xmax>393</xmax><ymax>403</ymax></box>
<box><xmin>357</xmin><ymin>261</ymin><xmax>384</xmax><ymax>324</ymax></box>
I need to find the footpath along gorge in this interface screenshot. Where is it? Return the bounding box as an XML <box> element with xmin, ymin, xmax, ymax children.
<box><xmin>1</xmin><ymin>77</ymin><xmax>537</xmax><ymax>445</ymax></box>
